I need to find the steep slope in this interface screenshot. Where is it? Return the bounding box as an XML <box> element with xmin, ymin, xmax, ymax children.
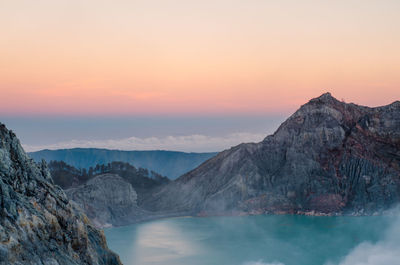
<box><xmin>142</xmin><ymin>93</ymin><xmax>400</xmax><ymax>216</ymax></box>
<box><xmin>0</xmin><ymin>123</ymin><xmax>121</xmax><ymax>265</ymax></box>
<box><xmin>29</xmin><ymin>149</ymin><xmax>217</xmax><ymax>179</ymax></box>
<box><xmin>65</xmin><ymin>173</ymin><xmax>186</xmax><ymax>227</ymax></box>
<box><xmin>66</xmin><ymin>174</ymin><xmax>149</xmax><ymax>227</ymax></box>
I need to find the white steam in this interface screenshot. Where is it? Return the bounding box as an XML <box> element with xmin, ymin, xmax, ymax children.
<box><xmin>326</xmin><ymin>207</ymin><xmax>400</xmax><ymax>265</ymax></box>
<box><xmin>243</xmin><ymin>210</ymin><xmax>400</xmax><ymax>265</ymax></box>
<box><xmin>330</xmin><ymin>215</ymin><xmax>400</xmax><ymax>265</ymax></box>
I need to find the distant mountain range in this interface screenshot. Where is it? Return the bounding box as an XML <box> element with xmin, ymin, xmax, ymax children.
<box><xmin>28</xmin><ymin>148</ymin><xmax>217</xmax><ymax>179</ymax></box>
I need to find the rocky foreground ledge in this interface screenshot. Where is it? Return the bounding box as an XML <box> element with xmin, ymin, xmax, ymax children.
<box><xmin>0</xmin><ymin>123</ymin><xmax>122</xmax><ymax>265</ymax></box>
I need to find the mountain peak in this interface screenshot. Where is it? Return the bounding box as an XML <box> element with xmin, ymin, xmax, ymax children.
<box><xmin>310</xmin><ymin>92</ymin><xmax>338</xmax><ymax>103</ymax></box>
<box><xmin>390</xmin><ymin>100</ymin><xmax>400</xmax><ymax>107</ymax></box>
<box><xmin>318</xmin><ymin>92</ymin><xmax>333</xmax><ymax>99</ymax></box>
<box><xmin>301</xmin><ymin>92</ymin><xmax>345</xmax><ymax>110</ymax></box>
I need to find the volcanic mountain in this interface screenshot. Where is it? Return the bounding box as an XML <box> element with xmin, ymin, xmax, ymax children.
<box><xmin>142</xmin><ymin>93</ymin><xmax>400</xmax><ymax>216</ymax></box>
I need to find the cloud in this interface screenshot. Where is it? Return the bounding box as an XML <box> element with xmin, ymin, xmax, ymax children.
<box><xmin>243</xmin><ymin>211</ymin><xmax>400</xmax><ymax>265</ymax></box>
<box><xmin>327</xmin><ymin>208</ymin><xmax>400</xmax><ymax>265</ymax></box>
<box><xmin>333</xmin><ymin>241</ymin><xmax>400</xmax><ymax>265</ymax></box>
<box><xmin>22</xmin><ymin>132</ymin><xmax>266</xmax><ymax>153</ymax></box>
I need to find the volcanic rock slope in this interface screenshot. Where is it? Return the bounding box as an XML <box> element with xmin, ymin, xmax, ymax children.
<box><xmin>143</xmin><ymin>93</ymin><xmax>400</xmax><ymax>215</ymax></box>
<box><xmin>0</xmin><ymin>123</ymin><xmax>121</xmax><ymax>265</ymax></box>
<box><xmin>66</xmin><ymin>174</ymin><xmax>147</xmax><ymax>227</ymax></box>
<box><xmin>65</xmin><ymin>173</ymin><xmax>192</xmax><ymax>227</ymax></box>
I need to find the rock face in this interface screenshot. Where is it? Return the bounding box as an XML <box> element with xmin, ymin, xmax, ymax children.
<box><xmin>66</xmin><ymin>173</ymin><xmax>187</xmax><ymax>227</ymax></box>
<box><xmin>0</xmin><ymin>123</ymin><xmax>122</xmax><ymax>265</ymax></box>
<box><xmin>142</xmin><ymin>93</ymin><xmax>400</xmax><ymax>216</ymax></box>
<box><xmin>66</xmin><ymin>174</ymin><xmax>148</xmax><ymax>227</ymax></box>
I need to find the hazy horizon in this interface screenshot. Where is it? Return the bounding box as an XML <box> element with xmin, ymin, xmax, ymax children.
<box><xmin>2</xmin><ymin>114</ymin><xmax>286</xmax><ymax>152</ymax></box>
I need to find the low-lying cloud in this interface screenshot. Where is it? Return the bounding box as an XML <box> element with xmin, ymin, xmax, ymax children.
<box><xmin>22</xmin><ymin>132</ymin><xmax>266</xmax><ymax>153</ymax></box>
<box><xmin>329</xmin><ymin>212</ymin><xmax>400</xmax><ymax>265</ymax></box>
<box><xmin>243</xmin><ymin>209</ymin><xmax>400</xmax><ymax>265</ymax></box>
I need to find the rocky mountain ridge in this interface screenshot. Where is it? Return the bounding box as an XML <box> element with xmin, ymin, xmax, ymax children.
<box><xmin>0</xmin><ymin>123</ymin><xmax>122</xmax><ymax>265</ymax></box>
<box><xmin>142</xmin><ymin>93</ymin><xmax>400</xmax><ymax>216</ymax></box>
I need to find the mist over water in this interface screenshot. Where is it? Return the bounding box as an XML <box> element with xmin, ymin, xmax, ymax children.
<box><xmin>104</xmin><ymin>215</ymin><xmax>396</xmax><ymax>265</ymax></box>
<box><xmin>330</xmin><ymin>212</ymin><xmax>400</xmax><ymax>265</ymax></box>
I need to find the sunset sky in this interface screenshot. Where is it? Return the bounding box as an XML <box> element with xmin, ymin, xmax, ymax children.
<box><xmin>1</xmin><ymin>0</ymin><xmax>399</xmax><ymax>151</ymax></box>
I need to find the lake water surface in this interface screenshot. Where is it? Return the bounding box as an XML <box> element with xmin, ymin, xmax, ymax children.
<box><xmin>104</xmin><ymin>215</ymin><xmax>395</xmax><ymax>265</ymax></box>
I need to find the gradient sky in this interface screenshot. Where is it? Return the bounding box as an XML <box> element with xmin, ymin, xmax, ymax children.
<box><xmin>1</xmin><ymin>0</ymin><xmax>399</xmax><ymax>151</ymax></box>
<box><xmin>1</xmin><ymin>0</ymin><xmax>399</xmax><ymax>116</ymax></box>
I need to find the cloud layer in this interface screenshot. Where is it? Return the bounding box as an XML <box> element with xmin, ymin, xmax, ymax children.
<box><xmin>23</xmin><ymin>132</ymin><xmax>266</xmax><ymax>153</ymax></box>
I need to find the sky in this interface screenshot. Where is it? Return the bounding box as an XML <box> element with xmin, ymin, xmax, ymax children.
<box><xmin>1</xmin><ymin>0</ymin><xmax>399</xmax><ymax>152</ymax></box>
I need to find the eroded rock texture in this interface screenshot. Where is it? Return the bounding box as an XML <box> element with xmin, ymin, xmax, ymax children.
<box><xmin>66</xmin><ymin>174</ymin><xmax>148</xmax><ymax>227</ymax></box>
<box><xmin>0</xmin><ymin>123</ymin><xmax>122</xmax><ymax>265</ymax></box>
<box><xmin>142</xmin><ymin>93</ymin><xmax>400</xmax><ymax>216</ymax></box>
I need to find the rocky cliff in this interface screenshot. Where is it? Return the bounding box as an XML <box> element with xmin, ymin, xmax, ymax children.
<box><xmin>0</xmin><ymin>123</ymin><xmax>122</xmax><ymax>265</ymax></box>
<box><xmin>66</xmin><ymin>174</ymin><xmax>149</xmax><ymax>227</ymax></box>
<box><xmin>142</xmin><ymin>93</ymin><xmax>400</xmax><ymax>216</ymax></box>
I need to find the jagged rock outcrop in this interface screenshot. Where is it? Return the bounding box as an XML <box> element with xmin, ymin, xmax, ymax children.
<box><xmin>0</xmin><ymin>123</ymin><xmax>122</xmax><ymax>265</ymax></box>
<box><xmin>142</xmin><ymin>93</ymin><xmax>400</xmax><ymax>216</ymax></box>
<box><xmin>66</xmin><ymin>174</ymin><xmax>149</xmax><ymax>227</ymax></box>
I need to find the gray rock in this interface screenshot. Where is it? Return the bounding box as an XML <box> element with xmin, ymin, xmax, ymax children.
<box><xmin>65</xmin><ymin>172</ymin><xmax>197</xmax><ymax>227</ymax></box>
<box><xmin>0</xmin><ymin>123</ymin><xmax>122</xmax><ymax>265</ymax></box>
<box><xmin>142</xmin><ymin>93</ymin><xmax>400</xmax><ymax>216</ymax></box>
<box><xmin>66</xmin><ymin>174</ymin><xmax>148</xmax><ymax>227</ymax></box>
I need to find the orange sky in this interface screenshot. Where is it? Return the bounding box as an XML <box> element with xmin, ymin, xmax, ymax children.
<box><xmin>1</xmin><ymin>0</ymin><xmax>399</xmax><ymax>116</ymax></box>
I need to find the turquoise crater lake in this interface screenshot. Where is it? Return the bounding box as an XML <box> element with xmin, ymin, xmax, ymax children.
<box><xmin>104</xmin><ymin>215</ymin><xmax>395</xmax><ymax>265</ymax></box>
